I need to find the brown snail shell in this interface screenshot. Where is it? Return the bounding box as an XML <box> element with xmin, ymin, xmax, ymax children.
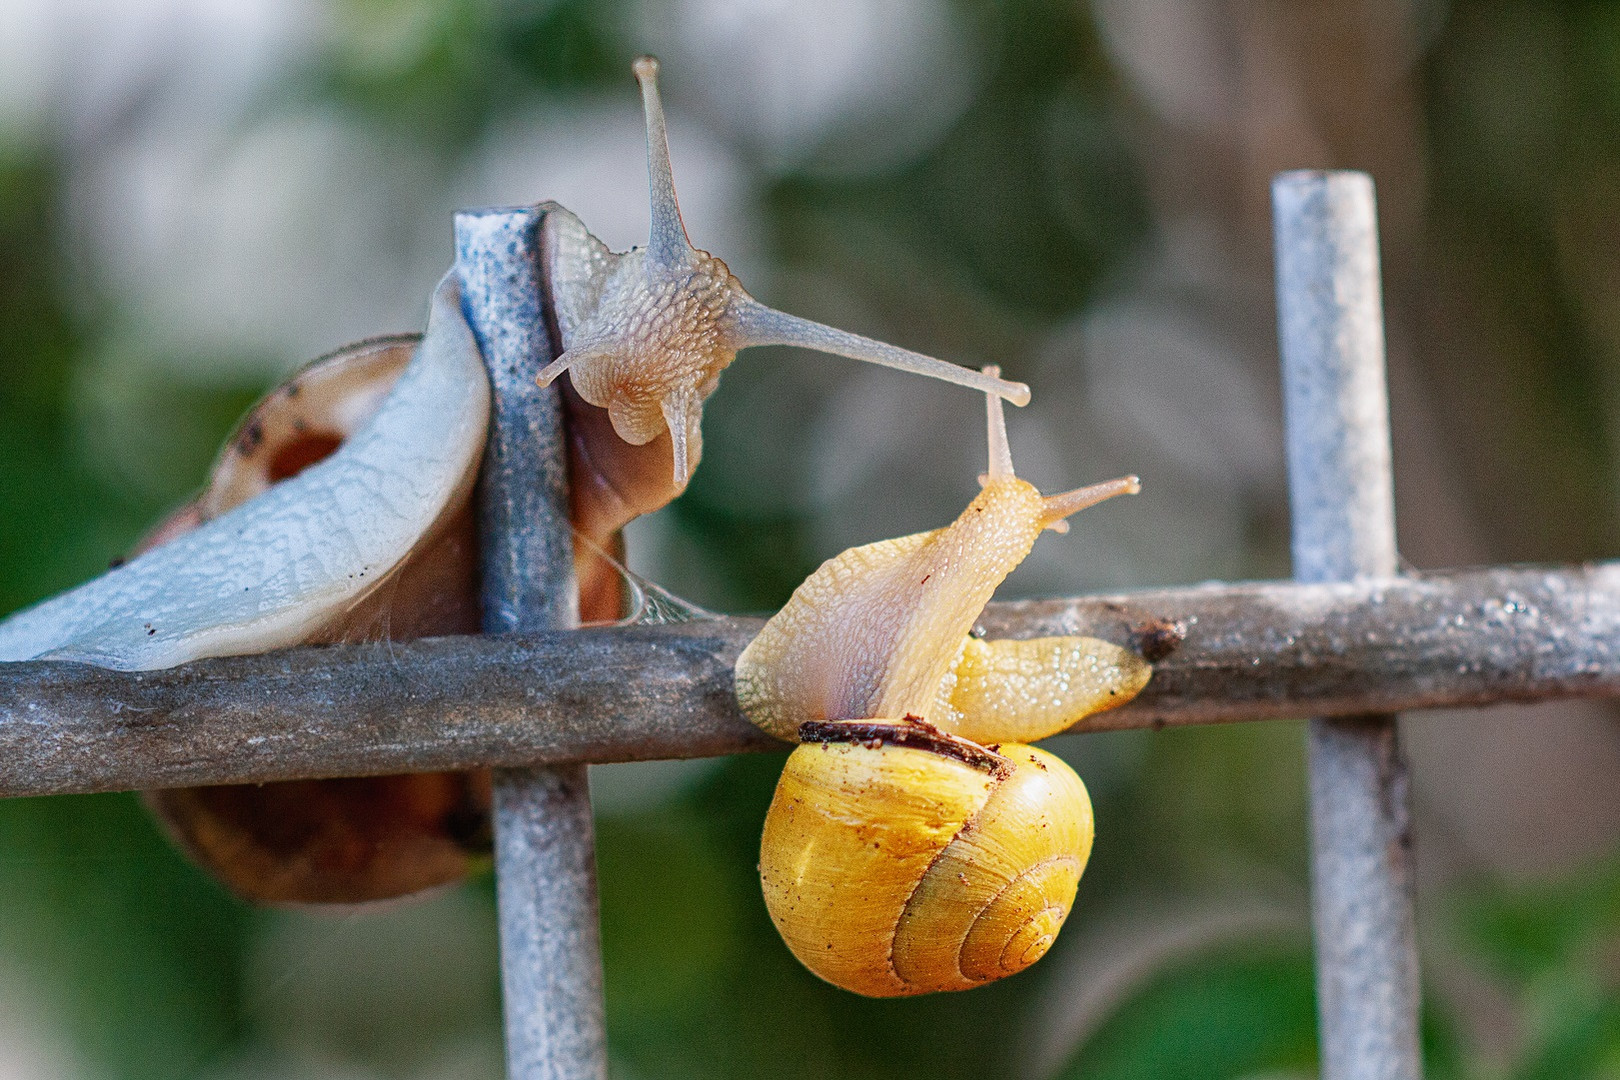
<box><xmin>139</xmin><ymin>335</ymin><xmax>492</xmax><ymax>905</ymax></box>
<box><xmin>759</xmin><ymin>719</ymin><xmax>1092</xmax><ymax>997</ymax></box>
<box><xmin>132</xmin><ymin>335</ymin><xmax>663</xmax><ymax>902</ymax></box>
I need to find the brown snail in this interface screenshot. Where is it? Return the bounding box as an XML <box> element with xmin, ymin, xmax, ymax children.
<box><xmin>0</xmin><ymin>59</ymin><xmax>1030</xmax><ymax>905</ymax></box>
<box><xmin>737</xmin><ymin>380</ymin><xmax>1152</xmax><ymax>995</ymax></box>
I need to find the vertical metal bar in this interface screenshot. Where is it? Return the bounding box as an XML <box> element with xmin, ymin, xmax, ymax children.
<box><xmin>1273</xmin><ymin>171</ymin><xmax>1422</xmax><ymax>1080</ymax></box>
<box><xmin>454</xmin><ymin>207</ymin><xmax>608</xmax><ymax>1080</ymax></box>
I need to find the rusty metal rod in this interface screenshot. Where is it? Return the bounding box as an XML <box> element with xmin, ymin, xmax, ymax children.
<box><xmin>456</xmin><ymin>206</ymin><xmax>607</xmax><ymax>1080</ymax></box>
<box><xmin>1275</xmin><ymin>170</ymin><xmax>1421</xmax><ymax>1080</ymax></box>
<box><xmin>2</xmin><ymin>561</ymin><xmax>1618</xmax><ymax>799</ymax></box>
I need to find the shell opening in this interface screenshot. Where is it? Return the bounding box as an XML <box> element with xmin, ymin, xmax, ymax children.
<box><xmin>268</xmin><ymin>431</ymin><xmax>344</xmax><ymax>482</ymax></box>
<box><xmin>798</xmin><ymin>718</ymin><xmax>1011</xmax><ymax>776</ymax></box>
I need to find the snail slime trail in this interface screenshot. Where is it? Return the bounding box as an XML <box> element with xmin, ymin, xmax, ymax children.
<box><xmin>737</xmin><ymin>378</ymin><xmax>1153</xmax><ymax>996</ymax></box>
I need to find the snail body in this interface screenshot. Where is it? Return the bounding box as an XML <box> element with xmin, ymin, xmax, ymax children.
<box><xmin>0</xmin><ymin>276</ymin><xmax>488</xmax><ymax>672</ymax></box>
<box><xmin>736</xmin><ymin>376</ymin><xmax>1150</xmax><ymax>748</ymax></box>
<box><xmin>760</xmin><ymin>720</ymin><xmax>1092</xmax><ymax>997</ymax></box>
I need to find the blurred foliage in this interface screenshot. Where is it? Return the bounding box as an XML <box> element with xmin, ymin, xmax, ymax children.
<box><xmin>3</xmin><ymin>0</ymin><xmax>1620</xmax><ymax>1078</ymax></box>
<box><xmin>309</xmin><ymin>0</ymin><xmax>629</xmax><ymax>149</ymax></box>
<box><xmin>0</xmin><ymin>794</ymin><xmax>250</xmax><ymax>1079</ymax></box>
<box><xmin>1420</xmin><ymin>1</ymin><xmax>1620</xmax><ymax>562</ymax></box>
<box><xmin>1053</xmin><ymin>944</ymin><xmax>1321</xmax><ymax>1080</ymax></box>
<box><xmin>1450</xmin><ymin>858</ymin><xmax>1620</xmax><ymax>1079</ymax></box>
<box><xmin>0</xmin><ymin>150</ymin><xmax>143</xmax><ymax>614</ymax></box>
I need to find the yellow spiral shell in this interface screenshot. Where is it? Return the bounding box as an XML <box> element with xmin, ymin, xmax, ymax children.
<box><xmin>758</xmin><ymin>720</ymin><xmax>1093</xmax><ymax>997</ymax></box>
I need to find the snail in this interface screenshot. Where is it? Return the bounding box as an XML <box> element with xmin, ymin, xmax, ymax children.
<box><xmin>554</xmin><ymin>58</ymin><xmax>1024</xmax><ymax>619</ymax></box>
<box><xmin>737</xmin><ymin>380</ymin><xmax>1152</xmax><ymax>995</ymax></box>
<box><xmin>0</xmin><ymin>58</ymin><xmax>1030</xmax><ymax>904</ymax></box>
<box><xmin>0</xmin><ymin>290</ymin><xmax>498</xmax><ymax>904</ymax></box>
<box><xmin>0</xmin><ymin>279</ymin><xmax>488</xmax><ymax>674</ymax></box>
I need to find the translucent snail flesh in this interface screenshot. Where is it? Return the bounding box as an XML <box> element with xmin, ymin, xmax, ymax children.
<box><xmin>736</xmin><ymin>373</ymin><xmax>1152</xmax><ymax>748</ymax></box>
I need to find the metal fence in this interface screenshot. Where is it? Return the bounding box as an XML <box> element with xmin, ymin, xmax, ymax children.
<box><xmin>4</xmin><ymin>170</ymin><xmax>1614</xmax><ymax>1080</ymax></box>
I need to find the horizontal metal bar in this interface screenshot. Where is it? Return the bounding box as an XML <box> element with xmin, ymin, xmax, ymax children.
<box><xmin>3</xmin><ymin>561</ymin><xmax>1618</xmax><ymax>799</ymax></box>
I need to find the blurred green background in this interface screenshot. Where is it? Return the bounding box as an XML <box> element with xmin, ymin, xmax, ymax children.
<box><xmin>5</xmin><ymin>0</ymin><xmax>1620</xmax><ymax>1076</ymax></box>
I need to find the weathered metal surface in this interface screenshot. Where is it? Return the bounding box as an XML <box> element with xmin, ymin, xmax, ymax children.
<box><xmin>458</xmin><ymin>207</ymin><xmax>578</xmax><ymax>634</ymax></box>
<box><xmin>1274</xmin><ymin>170</ymin><xmax>1421</xmax><ymax>1080</ymax></box>
<box><xmin>3</xmin><ymin>562</ymin><xmax>1619</xmax><ymax>798</ymax></box>
<box><xmin>456</xmin><ymin>206</ymin><xmax>607</xmax><ymax>1080</ymax></box>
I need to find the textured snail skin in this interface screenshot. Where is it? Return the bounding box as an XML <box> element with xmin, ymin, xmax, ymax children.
<box><xmin>0</xmin><ymin>277</ymin><xmax>487</xmax><ymax>672</ymax></box>
<box><xmin>759</xmin><ymin>729</ymin><xmax>1092</xmax><ymax>997</ymax></box>
<box><xmin>542</xmin><ymin>202</ymin><xmax>738</xmax><ymax>465</ymax></box>
<box><xmin>734</xmin><ymin>476</ymin><xmax>1151</xmax><ymax>745</ymax></box>
<box><xmin>937</xmin><ymin>635</ymin><xmax>1151</xmax><ymax>745</ymax></box>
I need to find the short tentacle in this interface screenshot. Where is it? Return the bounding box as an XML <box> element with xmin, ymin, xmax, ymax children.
<box><xmin>660</xmin><ymin>388</ymin><xmax>703</xmax><ymax>487</ymax></box>
<box><xmin>536</xmin><ymin>344</ymin><xmax>607</xmax><ymax>388</ymax></box>
<box><xmin>1041</xmin><ymin>475</ymin><xmax>1140</xmax><ymax>533</ymax></box>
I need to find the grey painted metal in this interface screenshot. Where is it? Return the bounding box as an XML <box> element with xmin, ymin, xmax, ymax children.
<box><xmin>1274</xmin><ymin>171</ymin><xmax>1421</xmax><ymax>1080</ymax></box>
<box><xmin>5</xmin><ymin>562</ymin><xmax>1620</xmax><ymax>798</ymax></box>
<box><xmin>455</xmin><ymin>206</ymin><xmax>607</xmax><ymax>1080</ymax></box>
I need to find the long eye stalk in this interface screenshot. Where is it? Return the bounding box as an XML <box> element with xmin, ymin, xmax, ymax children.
<box><xmin>633</xmin><ymin>56</ymin><xmax>694</xmax><ymax>269</ymax></box>
<box><xmin>982</xmin><ymin>365</ymin><xmax>1016</xmax><ymax>481</ymax></box>
<box><xmin>731</xmin><ymin>303</ymin><xmax>1031</xmax><ymax>406</ymax></box>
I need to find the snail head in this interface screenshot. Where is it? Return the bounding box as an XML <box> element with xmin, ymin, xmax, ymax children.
<box><xmin>536</xmin><ymin>56</ymin><xmax>1032</xmax><ymax>488</ymax></box>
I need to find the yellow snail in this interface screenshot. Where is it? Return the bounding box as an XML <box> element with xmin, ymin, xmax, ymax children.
<box><xmin>0</xmin><ymin>58</ymin><xmax>1029</xmax><ymax>905</ymax></box>
<box><xmin>737</xmin><ymin>380</ymin><xmax>1153</xmax><ymax>996</ymax></box>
